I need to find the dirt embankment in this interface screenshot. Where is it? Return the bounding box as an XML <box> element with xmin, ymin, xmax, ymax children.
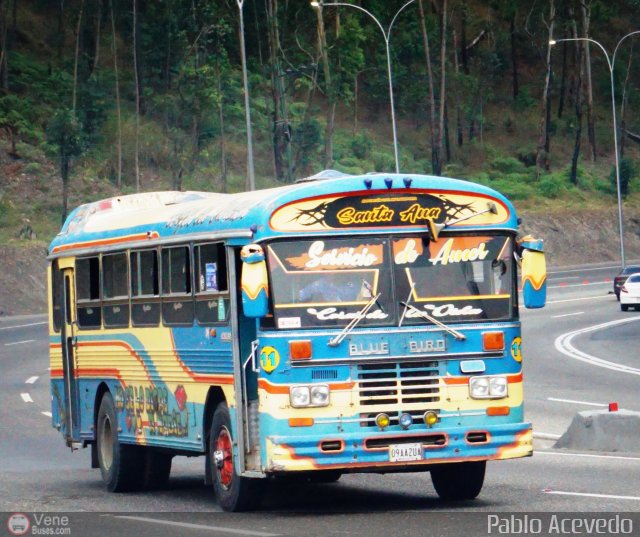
<box><xmin>0</xmin><ymin>242</ymin><xmax>48</xmax><ymax>317</ymax></box>
<box><xmin>1</xmin><ymin>207</ymin><xmax>638</xmax><ymax>317</ymax></box>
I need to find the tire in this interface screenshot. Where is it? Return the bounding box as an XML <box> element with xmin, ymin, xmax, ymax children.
<box><xmin>275</xmin><ymin>470</ymin><xmax>342</xmax><ymax>484</ymax></box>
<box><xmin>142</xmin><ymin>449</ymin><xmax>173</xmax><ymax>490</ymax></box>
<box><xmin>307</xmin><ymin>470</ymin><xmax>342</xmax><ymax>483</ymax></box>
<box><xmin>96</xmin><ymin>392</ymin><xmax>144</xmax><ymax>492</ymax></box>
<box><xmin>621</xmin><ymin>304</ymin><xmax>629</xmax><ymax>311</ymax></box>
<box><xmin>209</xmin><ymin>402</ymin><xmax>263</xmax><ymax>511</ymax></box>
<box><xmin>430</xmin><ymin>461</ymin><xmax>486</xmax><ymax>501</ymax></box>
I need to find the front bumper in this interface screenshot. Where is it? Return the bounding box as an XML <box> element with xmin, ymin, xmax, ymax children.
<box><xmin>265</xmin><ymin>422</ymin><xmax>532</xmax><ymax>473</ymax></box>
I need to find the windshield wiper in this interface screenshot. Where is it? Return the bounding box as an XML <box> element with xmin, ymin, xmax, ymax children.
<box><xmin>328</xmin><ymin>291</ymin><xmax>382</xmax><ymax>347</ymax></box>
<box><xmin>399</xmin><ymin>283</ymin><xmax>466</xmax><ymax>340</ymax></box>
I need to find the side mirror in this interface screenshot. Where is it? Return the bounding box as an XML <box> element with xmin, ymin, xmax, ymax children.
<box><xmin>519</xmin><ymin>236</ymin><xmax>546</xmax><ymax>309</ymax></box>
<box><xmin>240</xmin><ymin>244</ymin><xmax>269</xmax><ymax>318</ymax></box>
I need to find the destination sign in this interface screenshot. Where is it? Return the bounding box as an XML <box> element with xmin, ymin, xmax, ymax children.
<box><xmin>269</xmin><ymin>191</ymin><xmax>509</xmax><ymax>232</ymax></box>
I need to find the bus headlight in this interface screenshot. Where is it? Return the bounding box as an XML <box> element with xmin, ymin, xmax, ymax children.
<box><xmin>290</xmin><ymin>386</ymin><xmax>310</xmax><ymax>408</ymax></box>
<box><xmin>469</xmin><ymin>376</ymin><xmax>508</xmax><ymax>399</ymax></box>
<box><xmin>290</xmin><ymin>385</ymin><xmax>330</xmax><ymax>408</ymax></box>
<box><xmin>310</xmin><ymin>385</ymin><xmax>330</xmax><ymax>406</ymax></box>
<box><xmin>489</xmin><ymin>376</ymin><xmax>508</xmax><ymax>398</ymax></box>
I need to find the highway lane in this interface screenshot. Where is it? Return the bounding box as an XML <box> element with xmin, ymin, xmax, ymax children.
<box><xmin>1</xmin><ymin>272</ymin><xmax>639</xmax><ymax>535</ymax></box>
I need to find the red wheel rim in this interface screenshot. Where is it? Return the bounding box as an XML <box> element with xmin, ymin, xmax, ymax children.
<box><xmin>216</xmin><ymin>426</ymin><xmax>233</xmax><ymax>488</ymax></box>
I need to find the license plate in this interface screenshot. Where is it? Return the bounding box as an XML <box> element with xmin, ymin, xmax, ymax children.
<box><xmin>389</xmin><ymin>443</ymin><xmax>422</xmax><ymax>462</ymax></box>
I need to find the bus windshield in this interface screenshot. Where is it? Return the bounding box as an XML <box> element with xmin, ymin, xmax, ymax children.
<box><xmin>266</xmin><ymin>234</ymin><xmax>515</xmax><ymax>329</ymax></box>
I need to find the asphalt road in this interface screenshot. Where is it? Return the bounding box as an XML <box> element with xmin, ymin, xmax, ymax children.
<box><xmin>1</xmin><ymin>262</ymin><xmax>639</xmax><ymax>537</ymax></box>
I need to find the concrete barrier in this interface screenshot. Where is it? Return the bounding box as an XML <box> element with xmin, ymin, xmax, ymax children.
<box><xmin>554</xmin><ymin>409</ymin><xmax>640</xmax><ymax>453</ymax></box>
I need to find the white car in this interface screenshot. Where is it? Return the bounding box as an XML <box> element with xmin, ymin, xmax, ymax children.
<box><xmin>620</xmin><ymin>273</ymin><xmax>640</xmax><ymax>311</ymax></box>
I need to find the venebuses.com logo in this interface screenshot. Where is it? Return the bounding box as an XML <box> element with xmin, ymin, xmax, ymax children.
<box><xmin>7</xmin><ymin>513</ymin><xmax>30</xmax><ymax>536</ymax></box>
<box><xmin>6</xmin><ymin>513</ymin><xmax>71</xmax><ymax>535</ymax></box>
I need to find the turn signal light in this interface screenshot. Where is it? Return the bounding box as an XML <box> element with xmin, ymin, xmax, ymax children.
<box><xmin>289</xmin><ymin>340</ymin><xmax>312</xmax><ymax>360</ymax></box>
<box><xmin>486</xmin><ymin>406</ymin><xmax>510</xmax><ymax>416</ymax></box>
<box><xmin>482</xmin><ymin>331</ymin><xmax>505</xmax><ymax>351</ymax></box>
<box><xmin>289</xmin><ymin>417</ymin><xmax>314</xmax><ymax>427</ymax></box>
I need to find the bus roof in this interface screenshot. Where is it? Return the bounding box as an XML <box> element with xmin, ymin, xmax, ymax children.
<box><xmin>48</xmin><ymin>172</ymin><xmax>518</xmax><ymax>258</ymax></box>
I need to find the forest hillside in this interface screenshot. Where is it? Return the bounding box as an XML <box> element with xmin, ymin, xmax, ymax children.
<box><xmin>1</xmin><ymin>0</ymin><xmax>640</xmax><ymax>314</ymax></box>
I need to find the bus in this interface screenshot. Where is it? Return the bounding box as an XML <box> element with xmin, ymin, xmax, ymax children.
<box><xmin>47</xmin><ymin>170</ymin><xmax>547</xmax><ymax>511</ymax></box>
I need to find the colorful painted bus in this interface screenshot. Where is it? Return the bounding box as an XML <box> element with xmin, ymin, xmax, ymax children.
<box><xmin>47</xmin><ymin>170</ymin><xmax>546</xmax><ymax>511</ymax></box>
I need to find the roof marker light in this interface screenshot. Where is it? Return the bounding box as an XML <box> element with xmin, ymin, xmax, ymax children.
<box><xmin>384</xmin><ymin>178</ymin><xmax>393</xmax><ymax>189</ymax></box>
<box><xmin>403</xmin><ymin>177</ymin><xmax>412</xmax><ymax>188</ymax></box>
<box><xmin>364</xmin><ymin>178</ymin><xmax>373</xmax><ymax>189</ymax></box>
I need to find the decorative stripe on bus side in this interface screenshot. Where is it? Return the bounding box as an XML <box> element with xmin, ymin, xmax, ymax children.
<box><xmin>168</xmin><ymin>331</ymin><xmax>234</xmax><ymax>384</ymax></box>
<box><xmin>51</xmin><ymin>231</ymin><xmax>160</xmax><ymax>254</ymax></box>
<box><xmin>258</xmin><ymin>378</ymin><xmax>355</xmax><ymax>394</ymax></box>
<box><xmin>52</xmin><ymin>338</ymin><xmax>234</xmax><ymax>385</ymax></box>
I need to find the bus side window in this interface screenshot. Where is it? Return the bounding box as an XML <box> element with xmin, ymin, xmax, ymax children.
<box><xmin>194</xmin><ymin>243</ymin><xmax>229</xmax><ymax>324</ymax></box>
<box><xmin>161</xmin><ymin>246</ymin><xmax>194</xmax><ymax>326</ymax></box>
<box><xmin>102</xmin><ymin>252</ymin><xmax>130</xmax><ymax>328</ymax></box>
<box><xmin>51</xmin><ymin>260</ymin><xmax>63</xmax><ymax>332</ymax></box>
<box><xmin>76</xmin><ymin>256</ymin><xmax>101</xmax><ymax>329</ymax></box>
<box><xmin>130</xmin><ymin>249</ymin><xmax>160</xmax><ymax>327</ymax></box>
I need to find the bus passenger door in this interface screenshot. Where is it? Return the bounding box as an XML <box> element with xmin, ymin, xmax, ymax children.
<box><xmin>60</xmin><ymin>267</ymin><xmax>81</xmax><ymax>447</ymax></box>
<box><xmin>228</xmin><ymin>247</ymin><xmax>261</xmax><ymax>475</ymax></box>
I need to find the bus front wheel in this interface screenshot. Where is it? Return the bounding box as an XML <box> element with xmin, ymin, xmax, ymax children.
<box><xmin>96</xmin><ymin>392</ymin><xmax>144</xmax><ymax>492</ymax></box>
<box><xmin>209</xmin><ymin>402</ymin><xmax>263</xmax><ymax>511</ymax></box>
<box><xmin>430</xmin><ymin>461</ymin><xmax>486</xmax><ymax>501</ymax></box>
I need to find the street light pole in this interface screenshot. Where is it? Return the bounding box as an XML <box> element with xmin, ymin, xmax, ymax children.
<box><xmin>237</xmin><ymin>0</ymin><xmax>256</xmax><ymax>191</ymax></box>
<box><xmin>311</xmin><ymin>0</ymin><xmax>417</xmax><ymax>174</ymax></box>
<box><xmin>551</xmin><ymin>31</ymin><xmax>640</xmax><ymax>268</ymax></box>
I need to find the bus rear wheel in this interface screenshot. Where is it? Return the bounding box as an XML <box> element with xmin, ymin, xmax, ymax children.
<box><xmin>96</xmin><ymin>392</ymin><xmax>144</xmax><ymax>492</ymax></box>
<box><xmin>209</xmin><ymin>402</ymin><xmax>263</xmax><ymax>511</ymax></box>
<box><xmin>430</xmin><ymin>461</ymin><xmax>486</xmax><ymax>501</ymax></box>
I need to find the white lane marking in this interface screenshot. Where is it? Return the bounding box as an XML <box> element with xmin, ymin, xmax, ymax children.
<box><xmin>20</xmin><ymin>393</ymin><xmax>33</xmax><ymax>403</ymax></box>
<box><xmin>548</xmin><ymin>276</ymin><xmax>580</xmax><ymax>281</ymax></box>
<box><xmin>548</xmin><ymin>265</ymin><xmax>622</xmax><ymax>274</ymax></box>
<box><xmin>543</xmin><ymin>490</ymin><xmax>640</xmax><ymax>501</ymax></box>
<box><xmin>547</xmin><ymin>397</ymin><xmax>606</xmax><ymax>407</ymax></box>
<box><xmin>548</xmin><ymin>281</ymin><xmax>610</xmax><ymax>289</ymax></box>
<box><xmin>0</xmin><ymin>321</ymin><xmax>47</xmax><ymax>331</ymax></box>
<box><xmin>555</xmin><ymin>317</ymin><xmax>640</xmax><ymax>376</ymax></box>
<box><xmin>536</xmin><ymin>450</ymin><xmax>640</xmax><ymax>462</ymax></box>
<box><xmin>533</xmin><ymin>432</ymin><xmax>561</xmax><ymax>440</ymax></box>
<box><xmin>551</xmin><ymin>311</ymin><xmax>584</xmax><ymax>319</ymax></box>
<box><xmin>25</xmin><ymin>376</ymin><xmax>39</xmax><ymax>384</ymax></box>
<box><xmin>41</xmin><ymin>411</ymin><xmax>52</xmax><ymax>418</ymax></box>
<box><xmin>4</xmin><ymin>339</ymin><xmax>35</xmax><ymax>346</ymax></box>
<box><xmin>108</xmin><ymin>515</ymin><xmax>281</xmax><ymax>536</ymax></box>
<box><xmin>546</xmin><ymin>295</ymin><xmax>609</xmax><ymax>305</ymax></box>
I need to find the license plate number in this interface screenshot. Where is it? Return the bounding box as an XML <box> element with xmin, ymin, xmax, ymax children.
<box><xmin>389</xmin><ymin>443</ymin><xmax>422</xmax><ymax>462</ymax></box>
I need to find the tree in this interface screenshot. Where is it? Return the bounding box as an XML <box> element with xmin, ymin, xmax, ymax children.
<box><xmin>72</xmin><ymin>0</ymin><xmax>85</xmax><ymax>112</ymax></box>
<box><xmin>132</xmin><ymin>0</ymin><xmax>140</xmax><ymax>191</ymax></box>
<box><xmin>265</xmin><ymin>0</ymin><xmax>292</xmax><ymax>182</ymax></box>
<box><xmin>0</xmin><ymin>95</ymin><xmax>35</xmax><ymax>157</ymax></box>
<box><xmin>535</xmin><ymin>0</ymin><xmax>555</xmax><ymax>177</ymax></box>
<box><xmin>109</xmin><ymin>0</ymin><xmax>122</xmax><ymax>188</ymax></box>
<box><xmin>46</xmin><ymin>109</ymin><xmax>84</xmax><ymax>223</ymax></box>
<box><xmin>580</xmin><ymin>0</ymin><xmax>596</xmax><ymax>161</ymax></box>
<box><xmin>0</xmin><ymin>0</ymin><xmax>8</xmax><ymax>91</ymax></box>
<box><xmin>417</xmin><ymin>0</ymin><xmax>443</xmax><ymax>175</ymax></box>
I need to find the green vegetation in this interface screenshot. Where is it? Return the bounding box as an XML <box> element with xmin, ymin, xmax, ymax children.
<box><xmin>0</xmin><ymin>0</ymin><xmax>640</xmax><ymax>243</ymax></box>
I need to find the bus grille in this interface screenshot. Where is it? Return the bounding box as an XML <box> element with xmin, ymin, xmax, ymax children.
<box><xmin>356</xmin><ymin>361</ymin><xmax>441</xmax><ymax>427</ymax></box>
